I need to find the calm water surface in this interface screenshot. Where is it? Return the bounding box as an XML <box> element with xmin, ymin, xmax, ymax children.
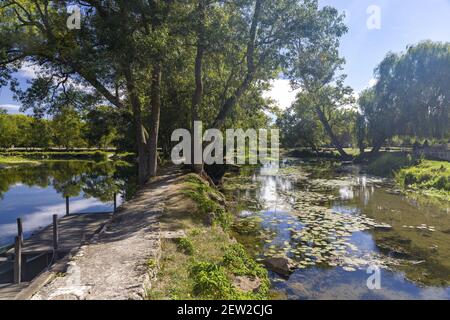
<box><xmin>229</xmin><ymin>159</ymin><xmax>450</xmax><ymax>300</ymax></box>
<box><xmin>0</xmin><ymin>161</ymin><xmax>137</xmax><ymax>248</ymax></box>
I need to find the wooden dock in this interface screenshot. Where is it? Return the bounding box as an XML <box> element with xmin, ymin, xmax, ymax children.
<box><xmin>0</xmin><ymin>201</ymin><xmax>116</xmax><ymax>300</ymax></box>
<box><xmin>5</xmin><ymin>213</ymin><xmax>112</xmax><ymax>256</ymax></box>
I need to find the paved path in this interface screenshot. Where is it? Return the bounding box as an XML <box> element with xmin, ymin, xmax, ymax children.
<box><xmin>32</xmin><ymin>167</ymin><xmax>185</xmax><ymax>300</ymax></box>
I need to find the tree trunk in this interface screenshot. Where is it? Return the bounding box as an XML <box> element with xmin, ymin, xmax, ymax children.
<box><xmin>315</xmin><ymin>107</ymin><xmax>349</xmax><ymax>159</ymax></box>
<box><xmin>149</xmin><ymin>61</ymin><xmax>162</xmax><ymax>177</ymax></box>
<box><xmin>370</xmin><ymin>137</ymin><xmax>385</xmax><ymax>155</ymax></box>
<box><xmin>124</xmin><ymin>66</ymin><xmax>149</xmax><ymax>185</ymax></box>
<box><xmin>191</xmin><ymin>0</ymin><xmax>206</xmax><ymax>174</ymax></box>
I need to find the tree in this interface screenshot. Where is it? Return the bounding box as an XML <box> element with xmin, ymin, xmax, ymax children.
<box><xmin>358</xmin><ymin>41</ymin><xmax>450</xmax><ymax>154</ymax></box>
<box><xmin>284</xmin><ymin>4</ymin><xmax>352</xmax><ymax>158</ymax></box>
<box><xmin>84</xmin><ymin>106</ymin><xmax>118</xmax><ymax>149</ymax></box>
<box><xmin>51</xmin><ymin>107</ymin><xmax>85</xmax><ymax>149</ymax></box>
<box><xmin>0</xmin><ymin>0</ymin><xmax>173</xmax><ymax>184</ymax></box>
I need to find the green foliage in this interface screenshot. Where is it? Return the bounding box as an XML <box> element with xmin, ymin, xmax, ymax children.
<box><xmin>191</xmin><ymin>262</ymin><xmax>236</xmax><ymax>299</ymax></box>
<box><xmin>191</xmin><ymin>244</ymin><xmax>269</xmax><ymax>300</ymax></box>
<box><xmin>222</xmin><ymin>244</ymin><xmax>268</xmax><ymax>280</ymax></box>
<box><xmin>396</xmin><ymin>161</ymin><xmax>450</xmax><ymax>198</ymax></box>
<box><xmin>176</xmin><ymin>237</ymin><xmax>195</xmax><ymax>256</ymax></box>
<box><xmin>0</xmin><ymin>151</ymin><xmax>109</xmax><ymax>162</ymax></box>
<box><xmin>183</xmin><ymin>174</ymin><xmax>232</xmax><ymax>230</ymax></box>
<box><xmin>358</xmin><ymin>41</ymin><xmax>450</xmax><ymax>150</ymax></box>
<box><xmin>366</xmin><ymin>153</ymin><xmax>415</xmax><ymax>177</ymax></box>
<box><xmin>84</xmin><ymin>106</ymin><xmax>119</xmax><ymax>149</ymax></box>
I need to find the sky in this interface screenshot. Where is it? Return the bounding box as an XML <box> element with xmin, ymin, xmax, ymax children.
<box><xmin>2</xmin><ymin>0</ymin><xmax>450</xmax><ymax>113</ymax></box>
<box><xmin>265</xmin><ymin>0</ymin><xmax>450</xmax><ymax>109</ymax></box>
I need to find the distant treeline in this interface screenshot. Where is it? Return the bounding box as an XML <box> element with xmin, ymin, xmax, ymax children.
<box><xmin>0</xmin><ymin>106</ymin><xmax>121</xmax><ymax>150</ymax></box>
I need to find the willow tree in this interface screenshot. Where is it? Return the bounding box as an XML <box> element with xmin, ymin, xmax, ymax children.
<box><xmin>358</xmin><ymin>41</ymin><xmax>450</xmax><ymax>154</ymax></box>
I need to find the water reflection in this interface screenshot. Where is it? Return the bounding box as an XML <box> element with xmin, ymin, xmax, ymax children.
<box><xmin>0</xmin><ymin>161</ymin><xmax>137</xmax><ymax>246</ymax></box>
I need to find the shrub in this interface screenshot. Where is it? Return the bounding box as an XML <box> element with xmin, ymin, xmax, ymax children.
<box><xmin>190</xmin><ymin>244</ymin><xmax>269</xmax><ymax>300</ymax></box>
<box><xmin>176</xmin><ymin>237</ymin><xmax>195</xmax><ymax>255</ymax></box>
<box><xmin>367</xmin><ymin>153</ymin><xmax>415</xmax><ymax>177</ymax></box>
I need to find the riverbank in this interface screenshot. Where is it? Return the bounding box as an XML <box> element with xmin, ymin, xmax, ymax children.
<box><xmin>147</xmin><ymin>173</ymin><xmax>269</xmax><ymax>300</ymax></box>
<box><xmin>0</xmin><ymin>151</ymin><xmax>112</xmax><ymax>164</ymax></box>
<box><xmin>396</xmin><ymin>160</ymin><xmax>450</xmax><ymax>202</ymax></box>
<box><xmin>0</xmin><ymin>156</ymin><xmax>40</xmax><ymax>166</ymax></box>
<box><xmin>286</xmin><ymin>148</ymin><xmax>450</xmax><ymax>203</ymax></box>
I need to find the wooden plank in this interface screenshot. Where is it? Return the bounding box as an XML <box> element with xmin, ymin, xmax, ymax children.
<box><xmin>0</xmin><ymin>283</ymin><xmax>29</xmax><ymax>300</ymax></box>
<box><xmin>6</xmin><ymin>213</ymin><xmax>112</xmax><ymax>256</ymax></box>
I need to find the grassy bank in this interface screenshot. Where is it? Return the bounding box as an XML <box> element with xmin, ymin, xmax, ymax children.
<box><xmin>0</xmin><ymin>151</ymin><xmax>112</xmax><ymax>164</ymax></box>
<box><xmin>147</xmin><ymin>173</ymin><xmax>269</xmax><ymax>300</ymax></box>
<box><xmin>396</xmin><ymin>160</ymin><xmax>450</xmax><ymax>201</ymax></box>
<box><xmin>0</xmin><ymin>155</ymin><xmax>41</xmax><ymax>165</ymax></box>
<box><xmin>366</xmin><ymin>153</ymin><xmax>416</xmax><ymax>177</ymax></box>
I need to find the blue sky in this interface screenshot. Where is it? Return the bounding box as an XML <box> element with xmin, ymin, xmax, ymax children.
<box><xmin>2</xmin><ymin>0</ymin><xmax>450</xmax><ymax>113</ymax></box>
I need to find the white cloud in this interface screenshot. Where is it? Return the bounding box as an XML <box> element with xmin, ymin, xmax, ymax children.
<box><xmin>368</xmin><ymin>78</ymin><xmax>377</xmax><ymax>87</ymax></box>
<box><xmin>0</xmin><ymin>104</ymin><xmax>21</xmax><ymax>114</ymax></box>
<box><xmin>263</xmin><ymin>79</ymin><xmax>300</xmax><ymax>110</ymax></box>
<box><xmin>17</xmin><ymin>63</ymin><xmax>40</xmax><ymax>79</ymax></box>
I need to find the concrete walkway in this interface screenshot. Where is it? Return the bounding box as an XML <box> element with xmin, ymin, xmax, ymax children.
<box><xmin>32</xmin><ymin>167</ymin><xmax>185</xmax><ymax>300</ymax></box>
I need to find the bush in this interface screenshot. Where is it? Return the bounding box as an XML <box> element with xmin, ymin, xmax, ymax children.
<box><xmin>176</xmin><ymin>237</ymin><xmax>194</xmax><ymax>255</ymax></box>
<box><xmin>396</xmin><ymin>160</ymin><xmax>450</xmax><ymax>193</ymax></box>
<box><xmin>183</xmin><ymin>174</ymin><xmax>232</xmax><ymax>230</ymax></box>
<box><xmin>190</xmin><ymin>244</ymin><xmax>269</xmax><ymax>300</ymax></box>
<box><xmin>366</xmin><ymin>153</ymin><xmax>415</xmax><ymax>177</ymax></box>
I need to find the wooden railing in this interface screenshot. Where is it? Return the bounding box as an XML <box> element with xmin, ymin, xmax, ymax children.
<box><xmin>11</xmin><ymin>193</ymin><xmax>118</xmax><ymax>284</ymax></box>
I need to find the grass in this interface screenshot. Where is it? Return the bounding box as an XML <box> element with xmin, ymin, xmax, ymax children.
<box><xmin>146</xmin><ymin>173</ymin><xmax>269</xmax><ymax>300</ymax></box>
<box><xmin>396</xmin><ymin>160</ymin><xmax>450</xmax><ymax>201</ymax></box>
<box><xmin>0</xmin><ymin>155</ymin><xmax>40</xmax><ymax>165</ymax></box>
<box><xmin>0</xmin><ymin>150</ymin><xmax>111</xmax><ymax>162</ymax></box>
<box><xmin>182</xmin><ymin>174</ymin><xmax>233</xmax><ymax>230</ymax></box>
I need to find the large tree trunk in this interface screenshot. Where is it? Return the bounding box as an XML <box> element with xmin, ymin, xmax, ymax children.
<box><xmin>315</xmin><ymin>107</ymin><xmax>349</xmax><ymax>159</ymax></box>
<box><xmin>124</xmin><ymin>67</ymin><xmax>149</xmax><ymax>185</ymax></box>
<box><xmin>149</xmin><ymin>62</ymin><xmax>162</xmax><ymax>177</ymax></box>
<box><xmin>191</xmin><ymin>0</ymin><xmax>206</xmax><ymax>175</ymax></box>
<box><xmin>370</xmin><ymin>137</ymin><xmax>385</xmax><ymax>155</ymax></box>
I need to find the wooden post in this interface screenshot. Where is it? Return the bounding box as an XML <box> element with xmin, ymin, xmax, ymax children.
<box><xmin>113</xmin><ymin>193</ymin><xmax>117</xmax><ymax>213</ymax></box>
<box><xmin>66</xmin><ymin>197</ymin><xmax>70</xmax><ymax>216</ymax></box>
<box><xmin>53</xmin><ymin>214</ymin><xmax>59</xmax><ymax>251</ymax></box>
<box><xmin>14</xmin><ymin>236</ymin><xmax>22</xmax><ymax>284</ymax></box>
<box><xmin>17</xmin><ymin>218</ymin><xmax>23</xmax><ymax>245</ymax></box>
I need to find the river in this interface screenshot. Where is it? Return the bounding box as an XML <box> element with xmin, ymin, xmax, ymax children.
<box><xmin>227</xmin><ymin>158</ymin><xmax>450</xmax><ymax>300</ymax></box>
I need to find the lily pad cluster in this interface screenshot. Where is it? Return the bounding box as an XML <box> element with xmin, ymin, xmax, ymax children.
<box><xmin>402</xmin><ymin>224</ymin><xmax>436</xmax><ymax>232</ymax></box>
<box><xmin>253</xmin><ymin>204</ymin><xmax>393</xmax><ymax>271</ymax></box>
